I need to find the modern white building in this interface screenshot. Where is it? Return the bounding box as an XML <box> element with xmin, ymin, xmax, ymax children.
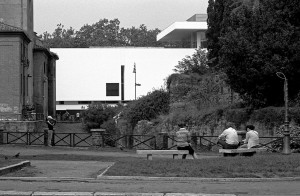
<box><xmin>53</xmin><ymin>14</ymin><xmax>208</xmax><ymax>115</ymax></box>
<box><xmin>52</xmin><ymin>47</ymin><xmax>196</xmax><ymax>113</ymax></box>
<box><xmin>157</xmin><ymin>14</ymin><xmax>207</xmax><ymax>49</ymax></box>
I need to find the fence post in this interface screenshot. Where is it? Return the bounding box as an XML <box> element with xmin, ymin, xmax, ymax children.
<box><xmin>44</xmin><ymin>128</ymin><xmax>49</xmax><ymax>146</ymax></box>
<box><xmin>0</xmin><ymin>129</ymin><xmax>3</xmax><ymax>145</ymax></box>
<box><xmin>70</xmin><ymin>133</ymin><xmax>74</xmax><ymax>147</ymax></box>
<box><xmin>27</xmin><ymin>132</ymin><xmax>30</xmax><ymax>145</ymax></box>
<box><xmin>91</xmin><ymin>129</ymin><xmax>105</xmax><ymax>147</ymax></box>
<box><xmin>159</xmin><ymin>132</ymin><xmax>168</xmax><ymax>149</ymax></box>
<box><xmin>191</xmin><ymin>132</ymin><xmax>197</xmax><ymax>149</ymax></box>
<box><xmin>127</xmin><ymin>135</ymin><xmax>133</xmax><ymax>149</ymax></box>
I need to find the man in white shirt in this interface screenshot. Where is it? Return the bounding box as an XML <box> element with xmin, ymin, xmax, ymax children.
<box><xmin>240</xmin><ymin>125</ymin><xmax>260</xmax><ymax>149</ymax></box>
<box><xmin>217</xmin><ymin>122</ymin><xmax>239</xmax><ymax>149</ymax></box>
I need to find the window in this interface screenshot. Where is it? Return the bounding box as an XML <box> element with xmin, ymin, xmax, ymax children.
<box><xmin>106</xmin><ymin>83</ymin><xmax>119</xmax><ymax>96</ymax></box>
<box><xmin>78</xmin><ymin>101</ymin><xmax>91</xmax><ymax>104</ymax></box>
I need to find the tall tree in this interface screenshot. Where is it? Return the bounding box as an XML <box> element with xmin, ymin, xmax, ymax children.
<box><xmin>217</xmin><ymin>0</ymin><xmax>300</xmax><ymax>107</ymax></box>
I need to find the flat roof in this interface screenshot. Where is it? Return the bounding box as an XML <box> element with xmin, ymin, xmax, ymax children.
<box><xmin>157</xmin><ymin>22</ymin><xmax>207</xmax><ymax>42</ymax></box>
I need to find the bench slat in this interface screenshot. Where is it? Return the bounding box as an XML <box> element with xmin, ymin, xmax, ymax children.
<box><xmin>219</xmin><ymin>148</ymin><xmax>266</xmax><ymax>153</ymax></box>
<box><xmin>137</xmin><ymin>150</ymin><xmax>189</xmax><ymax>155</ymax></box>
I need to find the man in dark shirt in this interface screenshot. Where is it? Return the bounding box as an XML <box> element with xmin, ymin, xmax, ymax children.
<box><xmin>46</xmin><ymin>116</ymin><xmax>56</xmax><ymax>146</ymax></box>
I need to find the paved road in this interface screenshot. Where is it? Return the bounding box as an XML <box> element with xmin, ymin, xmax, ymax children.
<box><xmin>0</xmin><ymin>145</ymin><xmax>300</xmax><ymax>195</ymax></box>
<box><xmin>0</xmin><ymin>176</ymin><xmax>300</xmax><ymax>195</ymax></box>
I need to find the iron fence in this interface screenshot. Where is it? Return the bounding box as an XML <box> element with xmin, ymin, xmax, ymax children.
<box><xmin>0</xmin><ymin>131</ymin><xmax>297</xmax><ymax>152</ymax></box>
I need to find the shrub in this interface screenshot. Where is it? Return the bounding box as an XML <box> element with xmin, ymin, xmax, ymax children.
<box><xmin>123</xmin><ymin>89</ymin><xmax>170</xmax><ymax>128</ymax></box>
<box><xmin>81</xmin><ymin>104</ymin><xmax>117</xmax><ymax>131</ymax></box>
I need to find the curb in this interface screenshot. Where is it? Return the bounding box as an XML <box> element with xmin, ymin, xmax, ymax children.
<box><xmin>0</xmin><ymin>191</ymin><xmax>235</xmax><ymax>196</ymax></box>
<box><xmin>0</xmin><ymin>175</ymin><xmax>299</xmax><ymax>183</ymax></box>
<box><xmin>0</xmin><ymin>161</ymin><xmax>30</xmax><ymax>176</ymax></box>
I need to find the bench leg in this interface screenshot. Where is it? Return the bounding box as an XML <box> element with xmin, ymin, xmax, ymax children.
<box><xmin>173</xmin><ymin>154</ymin><xmax>178</xmax><ymax>159</ymax></box>
<box><xmin>224</xmin><ymin>153</ymin><xmax>238</xmax><ymax>157</ymax></box>
<box><xmin>147</xmin><ymin>154</ymin><xmax>152</xmax><ymax>160</ymax></box>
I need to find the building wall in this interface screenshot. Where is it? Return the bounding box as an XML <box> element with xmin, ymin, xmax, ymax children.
<box><xmin>33</xmin><ymin>51</ymin><xmax>48</xmax><ymax>116</ymax></box>
<box><xmin>47</xmin><ymin>58</ymin><xmax>56</xmax><ymax>117</ymax></box>
<box><xmin>0</xmin><ymin>0</ymin><xmax>33</xmax><ymax>105</ymax></box>
<box><xmin>51</xmin><ymin>48</ymin><xmax>196</xmax><ymax>110</ymax></box>
<box><xmin>0</xmin><ymin>36</ymin><xmax>23</xmax><ymax>119</ymax></box>
<box><xmin>0</xmin><ymin>0</ymin><xmax>33</xmax><ymax>33</ymax></box>
<box><xmin>0</xmin><ymin>0</ymin><xmax>34</xmax><ymax>106</ymax></box>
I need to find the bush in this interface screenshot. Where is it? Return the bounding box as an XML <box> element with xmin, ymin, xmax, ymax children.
<box><xmin>123</xmin><ymin>89</ymin><xmax>170</xmax><ymax>128</ymax></box>
<box><xmin>81</xmin><ymin>104</ymin><xmax>118</xmax><ymax>131</ymax></box>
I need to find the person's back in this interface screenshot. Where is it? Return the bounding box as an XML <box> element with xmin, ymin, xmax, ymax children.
<box><xmin>218</xmin><ymin>122</ymin><xmax>239</xmax><ymax>149</ymax></box>
<box><xmin>242</xmin><ymin>125</ymin><xmax>259</xmax><ymax>149</ymax></box>
<box><xmin>176</xmin><ymin>128</ymin><xmax>190</xmax><ymax>147</ymax></box>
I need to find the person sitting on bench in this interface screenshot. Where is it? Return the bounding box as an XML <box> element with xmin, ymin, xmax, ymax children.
<box><xmin>175</xmin><ymin>123</ymin><xmax>198</xmax><ymax>159</ymax></box>
<box><xmin>217</xmin><ymin>122</ymin><xmax>239</xmax><ymax>149</ymax></box>
<box><xmin>239</xmin><ymin>125</ymin><xmax>260</xmax><ymax>149</ymax></box>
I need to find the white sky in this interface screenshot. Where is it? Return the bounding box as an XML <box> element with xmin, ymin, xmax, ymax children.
<box><xmin>34</xmin><ymin>0</ymin><xmax>208</xmax><ymax>35</ymax></box>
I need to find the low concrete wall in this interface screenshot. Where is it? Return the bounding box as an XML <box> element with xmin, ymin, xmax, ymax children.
<box><xmin>0</xmin><ymin>120</ymin><xmax>44</xmax><ymax>132</ymax></box>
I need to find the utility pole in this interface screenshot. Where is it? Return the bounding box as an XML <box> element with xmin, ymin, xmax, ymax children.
<box><xmin>133</xmin><ymin>62</ymin><xmax>141</xmax><ymax>100</ymax></box>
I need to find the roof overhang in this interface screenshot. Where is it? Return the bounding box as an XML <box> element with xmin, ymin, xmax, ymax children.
<box><xmin>157</xmin><ymin>22</ymin><xmax>207</xmax><ymax>42</ymax></box>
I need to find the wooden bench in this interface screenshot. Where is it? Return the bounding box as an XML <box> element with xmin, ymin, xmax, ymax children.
<box><xmin>136</xmin><ymin>150</ymin><xmax>189</xmax><ymax>160</ymax></box>
<box><xmin>219</xmin><ymin>148</ymin><xmax>267</xmax><ymax>157</ymax></box>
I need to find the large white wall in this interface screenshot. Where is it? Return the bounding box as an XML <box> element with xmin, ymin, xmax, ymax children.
<box><xmin>51</xmin><ymin>48</ymin><xmax>195</xmax><ymax>102</ymax></box>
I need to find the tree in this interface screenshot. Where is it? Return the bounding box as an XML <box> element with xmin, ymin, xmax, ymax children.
<box><xmin>215</xmin><ymin>0</ymin><xmax>300</xmax><ymax>107</ymax></box>
<box><xmin>173</xmin><ymin>48</ymin><xmax>209</xmax><ymax>75</ymax></box>
<box><xmin>81</xmin><ymin>104</ymin><xmax>117</xmax><ymax>130</ymax></box>
<box><xmin>40</xmin><ymin>19</ymin><xmax>164</xmax><ymax>48</ymax></box>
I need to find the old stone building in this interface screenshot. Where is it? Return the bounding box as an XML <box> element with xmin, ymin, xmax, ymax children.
<box><xmin>0</xmin><ymin>0</ymin><xmax>58</xmax><ymax>131</ymax></box>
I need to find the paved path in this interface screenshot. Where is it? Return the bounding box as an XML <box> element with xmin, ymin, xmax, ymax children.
<box><xmin>0</xmin><ymin>145</ymin><xmax>300</xmax><ymax>195</ymax></box>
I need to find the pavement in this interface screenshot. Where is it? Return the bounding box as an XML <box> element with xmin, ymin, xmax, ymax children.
<box><xmin>0</xmin><ymin>145</ymin><xmax>300</xmax><ymax>196</ymax></box>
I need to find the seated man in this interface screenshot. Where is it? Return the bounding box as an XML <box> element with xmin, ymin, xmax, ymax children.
<box><xmin>175</xmin><ymin>123</ymin><xmax>198</xmax><ymax>159</ymax></box>
<box><xmin>239</xmin><ymin>125</ymin><xmax>260</xmax><ymax>149</ymax></box>
<box><xmin>217</xmin><ymin>122</ymin><xmax>239</xmax><ymax>149</ymax></box>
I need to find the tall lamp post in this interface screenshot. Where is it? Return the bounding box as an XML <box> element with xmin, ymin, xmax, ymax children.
<box><xmin>276</xmin><ymin>72</ymin><xmax>291</xmax><ymax>155</ymax></box>
<box><xmin>133</xmin><ymin>63</ymin><xmax>141</xmax><ymax>100</ymax></box>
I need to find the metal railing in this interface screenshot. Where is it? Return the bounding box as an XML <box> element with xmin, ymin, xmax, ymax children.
<box><xmin>0</xmin><ymin>131</ymin><xmax>298</xmax><ymax>152</ymax></box>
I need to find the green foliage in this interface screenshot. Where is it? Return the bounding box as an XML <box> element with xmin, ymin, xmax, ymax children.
<box><xmin>123</xmin><ymin>89</ymin><xmax>170</xmax><ymax>128</ymax></box>
<box><xmin>100</xmin><ymin>119</ymin><xmax>118</xmax><ymax>135</ymax></box>
<box><xmin>224</xmin><ymin>108</ymin><xmax>250</xmax><ymax>127</ymax></box>
<box><xmin>81</xmin><ymin>104</ymin><xmax>117</xmax><ymax>130</ymax></box>
<box><xmin>40</xmin><ymin>19</ymin><xmax>165</xmax><ymax>48</ymax></box>
<box><xmin>207</xmin><ymin>0</ymin><xmax>300</xmax><ymax>107</ymax></box>
<box><xmin>173</xmin><ymin>48</ymin><xmax>209</xmax><ymax>75</ymax></box>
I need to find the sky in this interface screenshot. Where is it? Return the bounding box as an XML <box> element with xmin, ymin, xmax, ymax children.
<box><xmin>34</xmin><ymin>0</ymin><xmax>208</xmax><ymax>35</ymax></box>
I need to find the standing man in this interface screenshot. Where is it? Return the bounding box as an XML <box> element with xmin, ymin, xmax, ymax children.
<box><xmin>175</xmin><ymin>123</ymin><xmax>198</xmax><ymax>159</ymax></box>
<box><xmin>46</xmin><ymin>116</ymin><xmax>56</xmax><ymax>146</ymax></box>
<box><xmin>217</xmin><ymin>122</ymin><xmax>239</xmax><ymax>149</ymax></box>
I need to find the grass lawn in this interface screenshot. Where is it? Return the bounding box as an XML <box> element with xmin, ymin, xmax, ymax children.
<box><xmin>0</xmin><ymin>159</ymin><xmax>24</xmax><ymax>168</ymax></box>
<box><xmin>105</xmin><ymin>153</ymin><xmax>300</xmax><ymax>178</ymax></box>
<box><xmin>2</xmin><ymin>152</ymin><xmax>300</xmax><ymax>178</ymax></box>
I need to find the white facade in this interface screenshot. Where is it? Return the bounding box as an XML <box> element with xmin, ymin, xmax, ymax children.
<box><xmin>52</xmin><ymin>48</ymin><xmax>195</xmax><ymax>110</ymax></box>
<box><xmin>157</xmin><ymin>14</ymin><xmax>207</xmax><ymax>48</ymax></box>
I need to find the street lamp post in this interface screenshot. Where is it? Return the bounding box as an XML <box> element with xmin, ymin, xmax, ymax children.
<box><xmin>276</xmin><ymin>72</ymin><xmax>291</xmax><ymax>155</ymax></box>
<box><xmin>133</xmin><ymin>63</ymin><xmax>141</xmax><ymax>100</ymax></box>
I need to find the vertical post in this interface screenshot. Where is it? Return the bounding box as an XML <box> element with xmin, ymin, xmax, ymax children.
<box><xmin>133</xmin><ymin>63</ymin><xmax>136</xmax><ymax>100</ymax></box>
<box><xmin>44</xmin><ymin>128</ymin><xmax>48</xmax><ymax>146</ymax></box>
<box><xmin>283</xmin><ymin>78</ymin><xmax>291</xmax><ymax>154</ymax></box>
<box><xmin>276</xmin><ymin>72</ymin><xmax>291</xmax><ymax>155</ymax></box>
<box><xmin>0</xmin><ymin>129</ymin><xmax>4</xmax><ymax>145</ymax></box>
